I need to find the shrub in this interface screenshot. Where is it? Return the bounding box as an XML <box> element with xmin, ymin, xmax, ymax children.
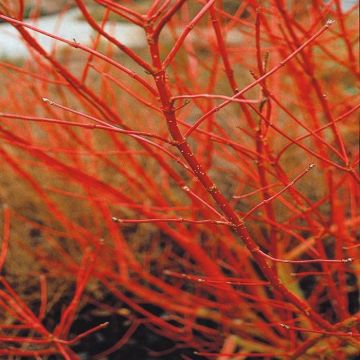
<box><xmin>0</xmin><ymin>0</ymin><xmax>359</xmax><ymax>359</ymax></box>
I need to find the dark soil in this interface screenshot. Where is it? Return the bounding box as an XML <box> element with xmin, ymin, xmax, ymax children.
<box><xmin>48</xmin><ymin>298</ymin><xmax>208</xmax><ymax>360</ymax></box>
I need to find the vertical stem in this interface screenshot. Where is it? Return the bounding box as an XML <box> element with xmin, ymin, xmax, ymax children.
<box><xmin>145</xmin><ymin>8</ymin><xmax>335</xmax><ymax>332</ymax></box>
